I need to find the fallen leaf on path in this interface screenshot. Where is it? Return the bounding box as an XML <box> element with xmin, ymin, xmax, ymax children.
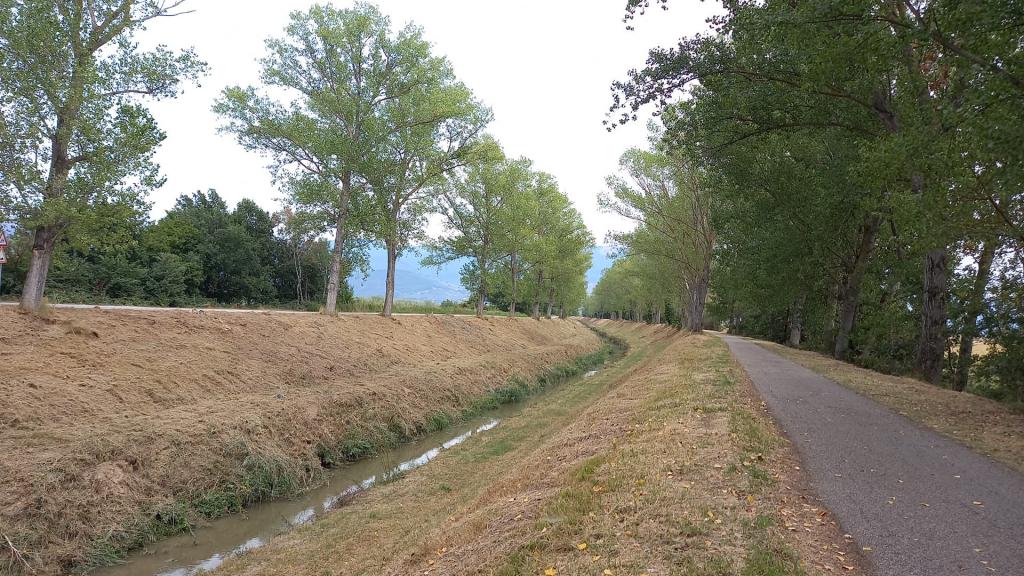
<box><xmin>577</xmin><ymin>543</ymin><xmax>588</xmax><ymax>551</ymax></box>
<box><xmin>544</xmin><ymin>568</ymin><xmax>557</xmax><ymax>576</ymax></box>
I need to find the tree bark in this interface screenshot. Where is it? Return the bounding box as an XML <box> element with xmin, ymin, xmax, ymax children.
<box><xmin>916</xmin><ymin>247</ymin><xmax>949</xmax><ymax>385</ymax></box>
<box><xmin>475</xmin><ymin>253</ymin><xmax>487</xmax><ymax>318</ymax></box>
<box><xmin>532</xmin><ymin>269</ymin><xmax>543</xmax><ymax>320</ymax></box>
<box><xmin>508</xmin><ymin>252</ymin><xmax>518</xmax><ymax>318</ymax></box>
<box><xmin>293</xmin><ymin>242</ymin><xmax>304</xmax><ymax>304</ymax></box>
<box><xmin>324</xmin><ymin>221</ymin><xmax>345</xmax><ymax>315</ymax></box>
<box><xmin>324</xmin><ymin>175</ymin><xmax>352</xmax><ymax>315</ymax></box>
<box><xmin>788</xmin><ymin>292</ymin><xmax>806</xmax><ymax>347</ymax></box>
<box><xmin>20</xmin><ymin>225</ymin><xmax>59</xmax><ymax>312</ymax></box>
<box><xmin>954</xmin><ymin>241</ymin><xmax>996</xmax><ymax>391</ymax></box>
<box><xmin>834</xmin><ymin>214</ymin><xmax>882</xmax><ymax>360</ymax></box>
<box><xmin>545</xmin><ymin>285</ymin><xmax>554</xmax><ymax>319</ymax></box>
<box><xmin>685</xmin><ymin>282</ymin><xmax>708</xmax><ymax>332</ymax></box>
<box><xmin>382</xmin><ymin>237</ymin><xmax>398</xmax><ymax>317</ymax></box>
<box><xmin>684</xmin><ymin>260</ymin><xmax>712</xmax><ymax>332</ymax></box>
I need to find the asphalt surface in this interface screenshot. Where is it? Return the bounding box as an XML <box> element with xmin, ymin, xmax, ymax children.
<box><xmin>721</xmin><ymin>335</ymin><xmax>1024</xmax><ymax>576</ymax></box>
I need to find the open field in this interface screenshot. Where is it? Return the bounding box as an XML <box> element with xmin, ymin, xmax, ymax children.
<box><xmin>0</xmin><ymin>308</ymin><xmax>601</xmax><ymax>574</ymax></box>
<box><xmin>760</xmin><ymin>341</ymin><xmax>1024</xmax><ymax>475</ymax></box>
<box><xmin>204</xmin><ymin>321</ymin><xmax>861</xmax><ymax>576</ymax></box>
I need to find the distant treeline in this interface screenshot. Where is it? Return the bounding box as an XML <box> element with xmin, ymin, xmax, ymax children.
<box><xmin>0</xmin><ymin>190</ymin><xmax>344</xmax><ymax>309</ymax></box>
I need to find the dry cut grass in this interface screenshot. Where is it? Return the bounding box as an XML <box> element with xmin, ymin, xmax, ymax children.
<box><xmin>761</xmin><ymin>341</ymin><xmax>1024</xmax><ymax>475</ymax></box>
<box><xmin>0</xmin><ymin>308</ymin><xmax>601</xmax><ymax>575</ymax></box>
<box><xmin>213</xmin><ymin>322</ymin><xmax>862</xmax><ymax>576</ymax></box>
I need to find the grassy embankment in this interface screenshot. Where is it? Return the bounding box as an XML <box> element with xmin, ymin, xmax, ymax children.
<box><xmin>79</xmin><ymin>336</ymin><xmax>619</xmax><ymax>573</ymax></box>
<box><xmin>0</xmin><ymin>310</ymin><xmax>602</xmax><ymax>575</ymax></box>
<box><xmin>212</xmin><ymin>321</ymin><xmax>863</xmax><ymax>576</ymax></box>
<box><xmin>759</xmin><ymin>341</ymin><xmax>1024</xmax><ymax>475</ymax></box>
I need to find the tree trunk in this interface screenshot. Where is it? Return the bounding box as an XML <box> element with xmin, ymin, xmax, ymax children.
<box><xmin>475</xmin><ymin>253</ymin><xmax>486</xmax><ymax>318</ymax></box>
<box><xmin>685</xmin><ymin>260</ymin><xmax>712</xmax><ymax>332</ymax></box>
<box><xmin>788</xmin><ymin>292</ymin><xmax>806</xmax><ymax>347</ymax></box>
<box><xmin>508</xmin><ymin>252</ymin><xmax>518</xmax><ymax>318</ymax></box>
<box><xmin>545</xmin><ymin>285</ymin><xmax>555</xmax><ymax>319</ymax></box>
<box><xmin>916</xmin><ymin>247</ymin><xmax>948</xmax><ymax>385</ymax></box>
<box><xmin>834</xmin><ymin>214</ymin><xmax>882</xmax><ymax>359</ymax></box>
<box><xmin>686</xmin><ymin>283</ymin><xmax>708</xmax><ymax>332</ymax></box>
<box><xmin>532</xmin><ymin>269</ymin><xmax>543</xmax><ymax>320</ymax></box>
<box><xmin>382</xmin><ymin>237</ymin><xmax>398</xmax><ymax>317</ymax></box>
<box><xmin>324</xmin><ymin>176</ymin><xmax>352</xmax><ymax>315</ymax></box>
<box><xmin>20</xmin><ymin>225</ymin><xmax>59</xmax><ymax>312</ymax></box>
<box><xmin>324</xmin><ymin>219</ymin><xmax>345</xmax><ymax>315</ymax></box>
<box><xmin>954</xmin><ymin>242</ymin><xmax>996</xmax><ymax>391</ymax></box>
<box><xmin>293</xmin><ymin>244</ymin><xmax>304</xmax><ymax>304</ymax></box>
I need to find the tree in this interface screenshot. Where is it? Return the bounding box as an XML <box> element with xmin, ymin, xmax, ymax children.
<box><xmin>517</xmin><ymin>174</ymin><xmax>593</xmax><ymax>320</ymax></box>
<box><xmin>0</xmin><ymin>0</ymin><xmax>205</xmax><ymax>311</ymax></box>
<box><xmin>610</xmin><ymin>0</ymin><xmax>1019</xmax><ymax>383</ymax></box>
<box><xmin>493</xmin><ymin>165</ymin><xmax>538</xmax><ymax>318</ymax></box>
<box><xmin>363</xmin><ymin>39</ymin><xmax>491</xmax><ymax>317</ymax></box>
<box><xmin>425</xmin><ymin>140</ymin><xmax>523</xmax><ymax>317</ymax></box>
<box><xmin>215</xmin><ymin>2</ymin><xmax>429</xmax><ymax>314</ymax></box>
<box><xmin>600</xmin><ymin>138</ymin><xmax>714</xmax><ymax>331</ymax></box>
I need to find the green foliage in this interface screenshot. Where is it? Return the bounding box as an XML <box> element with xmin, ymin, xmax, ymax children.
<box><xmin>2</xmin><ymin>189</ymin><xmax>344</xmax><ymax>308</ymax></box>
<box><xmin>608</xmin><ymin>0</ymin><xmax>1024</xmax><ymax>397</ymax></box>
<box><xmin>0</xmin><ymin>0</ymin><xmax>207</xmax><ymax>309</ymax></box>
<box><xmin>591</xmin><ymin>136</ymin><xmax>713</xmax><ymax>330</ymax></box>
<box><xmin>215</xmin><ymin>2</ymin><xmax>492</xmax><ymax>316</ymax></box>
<box><xmin>424</xmin><ymin>138</ymin><xmax>592</xmax><ymax>318</ymax></box>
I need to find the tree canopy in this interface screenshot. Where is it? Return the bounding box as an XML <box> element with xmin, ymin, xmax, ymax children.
<box><xmin>591</xmin><ymin>0</ymin><xmax>1024</xmax><ymax>401</ymax></box>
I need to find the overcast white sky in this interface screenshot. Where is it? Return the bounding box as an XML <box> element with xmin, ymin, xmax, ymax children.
<box><xmin>140</xmin><ymin>0</ymin><xmax>720</xmax><ymax>242</ymax></box>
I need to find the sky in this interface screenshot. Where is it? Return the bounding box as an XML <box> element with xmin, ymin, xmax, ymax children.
<box><xmin>139</xmin><ymin>0</ymin><xmax>720</xmax><ymax>243</ymax></box>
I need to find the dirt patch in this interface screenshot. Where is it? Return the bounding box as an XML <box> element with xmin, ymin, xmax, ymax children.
<box><xmin>211</xmin><ymin>321</ymin><xmax>860</xmax><ymax>576</ymax></box>
<box><xmin>761</xmin><ymin>341</ymin><xmax>1024</xmax><ymax>475</ymax></box>
<box><xmin>0</xmin><ymin>308</ymin><xmax>601</xmax><ymax>575</ymax></box>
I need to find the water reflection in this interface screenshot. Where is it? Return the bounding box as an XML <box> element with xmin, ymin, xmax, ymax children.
<box><xmin>103</xmin><ymin>418</ymin><xmax>501</xmax><ymax>576</ymax></box>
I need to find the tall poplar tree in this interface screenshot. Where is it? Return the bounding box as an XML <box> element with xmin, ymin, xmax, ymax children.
<box><xmin>0</xmin><ymin>0</ymin><xmax>206</xmax><ymax>311</ymax></box>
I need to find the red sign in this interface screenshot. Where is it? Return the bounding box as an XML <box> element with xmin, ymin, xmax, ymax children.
<box><xmin>0</xmin><ymin>229</ymin><xmax>7</xmax><ymax>247</ymax></box>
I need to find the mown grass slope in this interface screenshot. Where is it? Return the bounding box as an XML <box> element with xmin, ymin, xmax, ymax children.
<box><xmin>0</xmin><ymin>308</ymin><xmax>601</xmax><ymax>575</ymax></box>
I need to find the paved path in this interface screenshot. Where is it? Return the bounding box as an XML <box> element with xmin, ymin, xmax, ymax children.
<box><xmin>721</xmin><ymin>335</ymin><xmax>1024</xmax><ymax>576</ymax></box>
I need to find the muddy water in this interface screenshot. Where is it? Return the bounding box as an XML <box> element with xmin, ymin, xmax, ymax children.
<box><xmin>94</xmin><ymin>375</ymin><xmax>586</xmax><ymax>576</ymax></box>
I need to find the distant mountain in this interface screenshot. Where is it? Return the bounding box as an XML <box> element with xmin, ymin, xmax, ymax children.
<box><xmin>348</xmin><ymin>245</ymin><xmax>617</xmax><ymax>302</ymax></box>
<box><xmin>348</xmin><ymin>247</ymin><xmax>469</xmax><ymax>303</ymax></box>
